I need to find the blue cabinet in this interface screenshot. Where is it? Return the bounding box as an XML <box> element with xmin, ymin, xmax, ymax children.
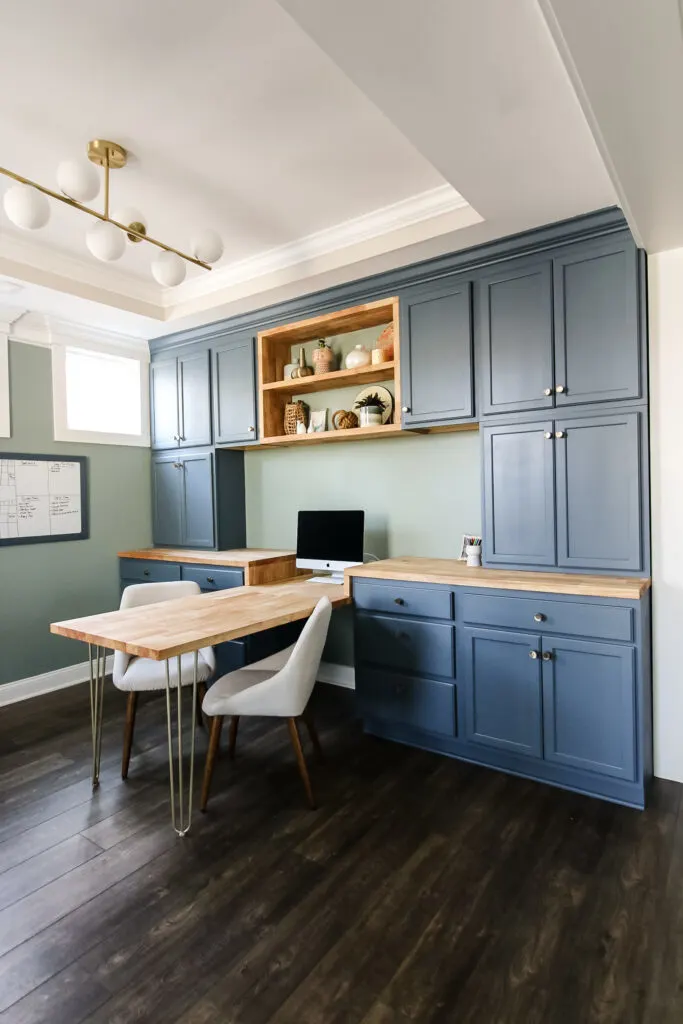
<box><xmin>355</xmin><ymin>612</ymin><xmax>455</xmax><ymax>678</ymax></box>
<box><xmin>357</xmin><ymin>668</ymin><xmax>457</xmax><ymax>738</ymax></box>
<box><xmin>482</xmin><ymin>420</ymin><xmax>556</xmax><ymax>566</ymax></box>
<box><xmin>151</xmin><ymin>352</ymin><xmax>211</xmax><ymax>450</ymax></box>
<box><xmin>152</xmin><ymin>450</ymin><xmax>214</xmax><ymax>548</ymax></box>
<box><xmin>479</xmin><ymin>259</ymin><xmax>554</xmax><ymax>416</ymax></box>
<box><xmin>542</xmin><ymin>637</ymin><xmax>636</xmax><ymax>781</ymax></box>
<box><xmin>463</xmin><ymin>627</ymin><xmax>543</xmax><ymax>758</ymax></box>
<box><xmin>553</xmin><ymin>238</ymin><xmax>641</xmax><ymax>407</ymax></box>
<box><xmin>400</xmin><ymin>278</ymin><xmax>474</xmax><ymax>426</ymax></box>
<box><xmin>212</xmin><ymin>333</ymin><xmax>258</xmax><ymax>445</ymax></box>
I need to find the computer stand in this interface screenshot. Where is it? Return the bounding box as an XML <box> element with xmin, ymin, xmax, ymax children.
<box><xmin>308</xmin><ymin>572</ymin><xmax>345</xmax><ymax>585</ymax></box>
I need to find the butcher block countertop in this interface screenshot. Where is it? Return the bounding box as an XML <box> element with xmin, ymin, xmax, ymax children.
<box><xmin>118</xmin><ymin>548</ymin><xmax>295</xmax><ymax>567</ymax></box>
<box><xmin>346</xmin><ymin>557</ymin><xmax>651</xmax><ymax>600</ymax></box>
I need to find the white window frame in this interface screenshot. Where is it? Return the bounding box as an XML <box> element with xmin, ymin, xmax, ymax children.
<box><xmin>51</xmin><ymin>336</ymin><xmax>150</xmax><ymax>447</ymax></box>
<box><xmin>0</xmin><ymin>333</ymin><xmax>9</xmax><ymax>438</ymax></box>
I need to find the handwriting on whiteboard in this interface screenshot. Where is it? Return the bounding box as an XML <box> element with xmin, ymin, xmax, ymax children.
<box><xmin>0</xmin><ymin>459</ymin><xmax>82</xmax><ymax>539</ymax></box>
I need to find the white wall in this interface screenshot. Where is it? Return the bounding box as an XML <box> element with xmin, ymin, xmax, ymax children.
<box><xmin>649</xmin><ymin>249</ymin><xmax>683</xmax><ymax>782</ymax></box>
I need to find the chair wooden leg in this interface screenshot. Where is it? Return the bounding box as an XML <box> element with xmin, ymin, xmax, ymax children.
<box><xmin>196</xmin><ymin>682</ymin><xmax>207</xmax><ymax>729</ymax></box>
<box><xmin>301</xmin><ymin>709</ymin><xmax>324</xmax><ymax>763</ymax></box>
<box><xmin>200</xmin><ymin>715</ymin><xmax>224</xmax><ymax>812</ymax></box>
<box><xmin>228</xmin><ymin>716</ymin><xmax>240</xmax><ymax>759</ymax></box>
<box><xmin>121</xmin><ymin>692</ymin><xmax>138</xmax><ymax>780</ymax></box>
<box><xmin>287</xmin><ymin>717</ymin><xmax>316</xmax><ymax>809</ymax></box>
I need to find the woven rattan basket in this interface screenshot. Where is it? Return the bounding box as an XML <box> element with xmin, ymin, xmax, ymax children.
<box><xmin>284</xmin><ymin>400</ymin><xmax>309</xmax><ymax>435</ymax></box>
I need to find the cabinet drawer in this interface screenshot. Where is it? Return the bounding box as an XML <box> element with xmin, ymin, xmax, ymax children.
<box><xmin>119</xmin><ymin>559</ymin><xmax>181</xmax><ymax>583</ymax></box>
<box><xmin>355</xmin><ymin>613</ymin><xmax>455</xmax><ymax>677</ymax></box>
<box><xmin>353</xmin><ymin>581</ymin><xmax>453</xmax><ymax>620</ymax></box>
<box><xmin>460</xmin><ymin>593</ymin><xmax>633</xmax><ymax>642</ymax></box>
<box><xmin>180</xmin><ymin>564</ymin><xmax>244</xmax><ymax>591</ymax></box>
<box><xmin>357</xmin><ymin>668</ymin><xmax>456</xmax><ymax>737</ymax></box>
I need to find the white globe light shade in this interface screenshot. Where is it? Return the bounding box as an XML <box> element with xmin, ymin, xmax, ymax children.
<box><xmin>3</xmin><ymin>185</ymin><xmax>50</xmax><ymax>230</ymax></box>
<box><xmin>151</xmin><ymin>250</ymin><xmax>187</xmax><ymax>287</ymax></box>
<box><xmin>86</xmin><ymin>221</ymin><xmax>126</xmax><ymax>262</ymax></box>
<box><xmin>191</xmin><ymin>230</ymin><xmax>223</xmax><ymax>264</ymax></box>
<box><xmin>113</xmin><ymin>207</ymin><xmax>146</xmax><ymax>233</ymax></box>
<box><xmin>57</xmin><ymin>160</ymin><xmax>100</xmax><ymax>203</ymax></box>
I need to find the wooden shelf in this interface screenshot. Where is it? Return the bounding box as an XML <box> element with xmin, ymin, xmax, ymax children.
<box><xmin>238</xmin><ymin>423</ymin><xmax>411</xmax><ymax>449</ymax></box>
<box><xmin>262</xmin><ymin>361</ymin><xmax>396</xmax><ymax>395</ymax></box>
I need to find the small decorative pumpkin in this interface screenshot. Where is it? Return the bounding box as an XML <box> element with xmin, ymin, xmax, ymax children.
<box><xmin>332</xmin><ymin>409</ymin><xmax>359</xmax><ymax>430</ymax></box>
<box><xmin>290</xmin><ymin>347</ymin><xmax>314</xmax><ymax>379</ymax></box>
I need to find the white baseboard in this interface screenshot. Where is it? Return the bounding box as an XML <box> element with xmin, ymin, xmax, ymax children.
<box><xmin>0</xmin><ymin>656</ymin><xmax>114</xmax><ymax>707</ymax></box>
<box><xmin>0</xmin><ymin>657</ymin><xmax>354</xmax><ymax>705</ymax></box>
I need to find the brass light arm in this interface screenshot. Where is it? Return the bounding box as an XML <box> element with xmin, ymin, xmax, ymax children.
<box><xmin>0</xmin><ymin>163</ymin><xmax>212</xmax><ymax>271</ymax></box>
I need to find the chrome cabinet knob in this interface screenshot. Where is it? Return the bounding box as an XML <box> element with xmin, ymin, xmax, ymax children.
<box><xmin>394</xmin><ymin>597</ymin><xmax>405</xmax><ymax>606</ymax></box>
<box><xmin>544</xmin><ymin>431</ymin><xmax>552</xmax><ymax>439</ymax></box>
<box><xmin>206</xmin><ymin>576</ymin><xmax>214</xmax><ymax>584</ymax></box>
<box><xmin>555</xmin><ymin>431</ymin><xmax>566</xmax><ymax>439</ymax></box>
<box><xmin>529</xmin><ymin>650</ymin><xmax>539</xmax><ymax>659</ymax></box>
<box><xmin>534</xmin><ymin>613</ymin><xmax>545</xmax><ymax>622</ymax></box>
<box><xmin>542</xmin><ymin>651</ymin><xmax>553</xmax><ymax>661</ymax></box>
<box><xmin>543</xmin><ymin>388</ymin><xmax>552</xmax><ymax>396</ymax></box>
<box><xmin>248</xmin><ymin>426</ymin><xmax>255</xmax><ymax>432</ymax></box>
<box><xmin>402</xmin><ymin>406</ymin><xmax>410</xmax><ymax>413</ymax></box>
<box><xmin>143</xmin><ymin>569</ymin><xmax>150</xmax><ymax>576</ymax></box>
<box><xmin>556</xmin><ymin>385</ymin><xmax>566</xmax><ymax>394</ymax></box>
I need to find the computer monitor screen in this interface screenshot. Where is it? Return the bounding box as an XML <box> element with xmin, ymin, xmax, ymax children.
<box><xmin>296</xmin><ymin>510</ymin><xmax>365</xmax><ymax>572</ymax></box>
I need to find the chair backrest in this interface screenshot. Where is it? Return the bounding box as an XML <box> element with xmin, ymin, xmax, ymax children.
<box><xmin>113</xmin><ymin>580</ymin><xmax>201</xmax><ymax>682</ymax></box>
<box><xmin>276</xmin><ymin>596</ymin><xmax>333</xmax><ymax>715</ymax></box>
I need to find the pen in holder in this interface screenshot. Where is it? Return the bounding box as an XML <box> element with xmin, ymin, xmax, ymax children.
<box><xmin>465</xmin><ymin>537</ymin><xmax>482</xmax><ymax>567</ymax></box>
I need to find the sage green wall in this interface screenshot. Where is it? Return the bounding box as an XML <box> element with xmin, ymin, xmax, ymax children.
<box><xmin>245</xmin><ymin>430</ymin><xmax>481</xmax><ymax>664</ymax></box>
<box><xmin>0</xmin><ymin>342</ymin><xmax>152</xmax><ymax>685</ymax></box>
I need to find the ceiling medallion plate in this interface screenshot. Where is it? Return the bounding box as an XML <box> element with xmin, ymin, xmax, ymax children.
<box><xmin>87</xmin><ymin>139</ymin><xmax>128</xmax><ymax>169</ymax></box>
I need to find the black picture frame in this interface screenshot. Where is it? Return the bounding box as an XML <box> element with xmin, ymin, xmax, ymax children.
<box><xmin>0</xmin><ymin>453</ymin><xmax>89</xmax><ymax>546</ymax></box>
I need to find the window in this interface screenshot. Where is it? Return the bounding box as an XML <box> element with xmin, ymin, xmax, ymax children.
<box><xmin>52</xmin><ymin>340</ymin><xmax>149</xmax><ymax>446</ymax></box>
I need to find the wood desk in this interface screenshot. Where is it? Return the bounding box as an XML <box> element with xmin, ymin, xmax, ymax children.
<box><xmin>50</xmin><ymin>580</ymin><xmax>349</xmax><ymax>835</ymax></box>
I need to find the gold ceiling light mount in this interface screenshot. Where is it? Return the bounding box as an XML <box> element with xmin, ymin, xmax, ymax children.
<box><xmin>0</xmin><ymin>138</ymin><xmax>224</xmax><ymax>286</ymax></box>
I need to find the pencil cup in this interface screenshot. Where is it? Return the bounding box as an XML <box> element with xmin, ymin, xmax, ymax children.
<box><xmin>466</xmin><ymin>544</ymin><xmax>482</xmax><ymax>567</ymax></box>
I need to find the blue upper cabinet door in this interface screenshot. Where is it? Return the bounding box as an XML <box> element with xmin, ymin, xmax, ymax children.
<box><xmin>478</xmin><ymin>259</ymin><xmax>554</xmax><ymax>416</ymax></box>
<box><xmin>178</xmin><ymin>351</ymin><xmax>212</xmax><ymax>448</ymax></box>
<box><xmin>482</xmin><ymin>420</ymin><xmax>556</xmax><ymax>566</ymax></box>
<box><xmin>463</xmin><ymin>627</ymin><xmax>543</xmax><ymax>757</ymax></box>
<box><xmin>181</xmin><ymin>451</ymin><xmax>215</xmax><ymax>549</ymax></box>
<box><xmin>542</xmin><ymin>637</ymin><xmax>636</xmax><ymax>781</ymax></box>
<box><xmin>553</xmin><ymin>237</ymin><xmax>641</xmax><ymax>406</ymax></box>
<box><xmin>400</xmin><ymin>278</ymin><xmax>474</xmax><ymax>426</ymax></box>
<box><xmin>150</xmin><ymin>359</ymin><xmax>179</xmax><ymax>450</ymax></box>
<box><xmin>152</xmin><ymin>454</ymin><xmax>184</xmax><ymax>546</ymax></box>
<box><xmin>555</xmin><ymin>412</ymin><xmax>642</xmax><ymax>572</ymax></box>
<box><xmin>212</xmin><ymin>335</ymin><xmax>258</xmax><ymax>445</ymax></box>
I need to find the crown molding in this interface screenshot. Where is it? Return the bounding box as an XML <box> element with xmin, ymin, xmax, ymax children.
<box><xmin>8</xmin><ymin>310</ymin><xmax>149</xmax><ymax>354</ymax></box>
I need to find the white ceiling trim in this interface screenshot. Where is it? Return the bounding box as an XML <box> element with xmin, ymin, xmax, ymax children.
<box><xmin>8</xmin><ymin>310</ymin><xmax>149</xmax><ymax>354</ymax></box>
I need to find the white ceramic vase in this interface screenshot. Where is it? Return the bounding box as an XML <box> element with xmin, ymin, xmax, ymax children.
<box><xmin>359</xmin><ymin>406</ymin><xmax>383</xmax><ymax>428</ymax></box>
<box><xmin>345</xmin><ymin>344</ymin><xmax>372</xmax><ymax>370</ymax></box>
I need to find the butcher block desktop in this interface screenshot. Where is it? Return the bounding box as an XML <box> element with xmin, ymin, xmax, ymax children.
<box><xmin>118</xmin><ymin>547</ymin><xmax>298</xmax><ymax>586</ymax></box>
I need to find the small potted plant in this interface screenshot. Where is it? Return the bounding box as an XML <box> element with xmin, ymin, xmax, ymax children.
<box><xmin>355</xmin><ymin>391</ymin><xmax>386</xmax><ymax>428</ymax></box>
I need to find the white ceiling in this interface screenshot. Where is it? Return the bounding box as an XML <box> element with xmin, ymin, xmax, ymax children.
<box><xmin>0</xmin><ymin>0</ymin><xmax>651</xmax><ymax>339</ymax></box>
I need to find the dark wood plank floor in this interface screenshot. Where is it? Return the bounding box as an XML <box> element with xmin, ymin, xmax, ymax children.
<box><xmin>0</xmin><ymin>683</ymin><xmax>680</xmax><ymax>1024</ymax></box>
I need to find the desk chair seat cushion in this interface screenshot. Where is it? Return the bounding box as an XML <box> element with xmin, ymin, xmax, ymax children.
<box><xmin>116</xmin><ymin>649</ymin><xmax>215</xmax><ymax>692</ymax></box>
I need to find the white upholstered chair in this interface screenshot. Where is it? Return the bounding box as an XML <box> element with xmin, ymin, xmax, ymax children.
<box><xmin>200</xmin><ymin>596</ymin><xmax>333</xmax><ymax>811</ymax></box>
<box><xmin>113</xmin><ymin>581</ymin><xmax>216</xmax><ymax>779</ymax></box>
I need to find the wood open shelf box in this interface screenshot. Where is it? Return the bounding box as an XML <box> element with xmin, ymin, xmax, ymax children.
<box><xmin>255</xmin><ymin>297</ymin><xmax>403</xmax><ymax>448</ymax></box>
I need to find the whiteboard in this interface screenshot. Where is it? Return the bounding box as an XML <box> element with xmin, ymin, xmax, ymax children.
<box><xmin>0</xmin><ymin>454</ymin><xmax>88</xmax><ymax>546</ymax></box>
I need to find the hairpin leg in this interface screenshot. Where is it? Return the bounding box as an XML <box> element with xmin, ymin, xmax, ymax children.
<box><xmin>88</xmin><ymin>643</ymin><xmax>106</xmax><ymax>789</ymax></box>
<box><xmin>164</xmin><ymin>651</ymin><xmax>199</xmax><ymax>836</ymax></box>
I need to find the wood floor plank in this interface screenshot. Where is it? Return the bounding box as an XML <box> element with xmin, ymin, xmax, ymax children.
<box><xmin>0</xmin><ymin>835</ymin><xmax>101</xmax><ymax>912</ymax></box>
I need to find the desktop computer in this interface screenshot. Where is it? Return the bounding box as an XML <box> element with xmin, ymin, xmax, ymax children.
<box><xmin>295</xmin><ymin>510</ymin><xmax>365</xmax><ymax>584</ymax></box>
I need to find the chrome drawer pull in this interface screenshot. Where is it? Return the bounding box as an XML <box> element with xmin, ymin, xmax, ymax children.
<box><xmin>394</xmin><ymin>597</ymin><xmax>405</xmax><ymax>606</ymax></box>
<box><xmin>533</xmin><ymin>613</ymin><xmax>545</xmax><ymax>622</ymax></box>
<box><xmin>143</xmin><ymin>569</ymin><xmax>150</xmax><ymax>577</ymax></box>
<box><xmin>206</xmin><ymin>576</ymin><xmax>215</xmax><ymax>584</ymax></box>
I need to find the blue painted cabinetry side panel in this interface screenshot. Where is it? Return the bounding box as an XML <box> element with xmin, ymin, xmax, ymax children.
<box><xmin>483</xmin><ymin>420</ymin><xmax>556</xmax><ymax>566</ymax></box>
<box><xmin>151</xmin><ymin>454</ymin><xmax>184</xmax><ymax>546</ymax></box>
<box><xmin>150</xmin><ymin>359</ymin><xmax>179</xmax><ymax>450</ymax></box>
<box><xmin>212</xmin><ymin>334</ymin><xmax>258</xmax><ymax>445</ymax></box>
<box><xmin>478</xmin><ymin>259</ymin><xmax>554</xmax><ymax>416</ymax></box>
<box><xmin>178</xmin><ymin>351</ymin><xmax>212</xmax><ymax>448</ymax></box>
<box><xmin>463</xmin><ymin>627</ymin><xmax>544</xmax><ymax>758</ymax></box>
<box><xmin>555</xmin><ymin>412</ymin><xmax>642</xmax><ymax>572</ymax></box>
<box><xmin>542</xmin><ymin>637</ymin><xmax>636</xmax><ymax>780</ymax></box>
<box><xmin>400</xmin><ymin>278</ymin><xmax>474</xmax><ymax>426</ymax></box>
<box><xmin>553</xmin><ymin>236</ymin><xmax>641</xmax><ymax>407</ymax></box>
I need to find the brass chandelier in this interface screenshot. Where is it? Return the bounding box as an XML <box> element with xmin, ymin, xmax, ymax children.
<box><xmin>0</xmin><ymin>139</ymin><xmax>224</xmax><ymax>286</ymax></box>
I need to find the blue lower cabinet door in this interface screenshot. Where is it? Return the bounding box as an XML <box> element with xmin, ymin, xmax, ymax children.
<box><xmin>357</xmin><ymin>669</ymin><xmax>457</xmax><ymax>737</ymax></box>
<box><xmin>464</xmin><ymin>628</ymin><xmax>543</xmax><ymax>757</ymax></box>
<box><xmin>181</xmin><ymin>452</ymin><xmax>215</xmax><ymax>549</ymax></box>
<box><xmin>542</xmin><ymin>638</ymin><xmax>636</xmax><ymax>781</ymax></box>
<box><xmin>355</xmin><ymin>613</ymin><xmax>455</xmax><ymax>678</ymax></box>
<box><xmin>152</xmin><ymin>455</ymin><xmax>184</xmax><ymax>546</ymax></box>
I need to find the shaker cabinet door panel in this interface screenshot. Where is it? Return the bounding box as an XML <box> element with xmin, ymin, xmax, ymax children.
<box><xmin>150</xmin><ymin>360</ymin><xmax>179</xmax><ymax>450</ymax></box>
<box><xmin>212</xmin><ymin>336</ymin><xmax>257</xmax><ymax>444</ymax></box>
<box><xmin>542</xmin><ymin>638</ymin><xmax>636</xmax><ymax>780</ymax></box>
<box><xmin>483</xmin><ymin>420</ymin><xmax>556</xmax><ymax>566</ymax></box>
<box><xmin>152</xmin><ymin>455</ymin><xmax>184</xmax><ymax>546</ymax></box>
<box><xmin>553</xmin><ymin>238</ymin><xmax>641</xmax><ymax>406</ymax></box>
<box><xmin>400</xmin><ymin>279</ymin><xmax>474</xmax><ymax>425</ymax></box>
<box><xmin>464</xmin><ymin>628</ymin><xmax>543</xmax><ymax>758</ymax></box>
<box><xmin>181</xmin><ymin>452</ymin><xmax>215</xmax><ymax>549</ymax></box>
<box><xmin>178</xmin><ymin>352</ymin><xmax>212</xmax><ymax>448</ymax></box>
<box><xmin>479</xmin><ymin>260</ymin><xmax>554</xmax><ymax>415</ymax></box>
<box><xmin>555</xmin><ymin>413</ymin><xmax>643</xmax><ymax>571</ymax></box>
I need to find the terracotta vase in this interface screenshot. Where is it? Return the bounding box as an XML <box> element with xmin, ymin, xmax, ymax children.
<box><xmin>312</xmin><ymin>341</ymin><xmax>336</xmax><ymax>375</ymax></box>
<box><xmin>376</xmin><ymin>323</ymin><xmax>395</xmax><ymax>360</ymax></box>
